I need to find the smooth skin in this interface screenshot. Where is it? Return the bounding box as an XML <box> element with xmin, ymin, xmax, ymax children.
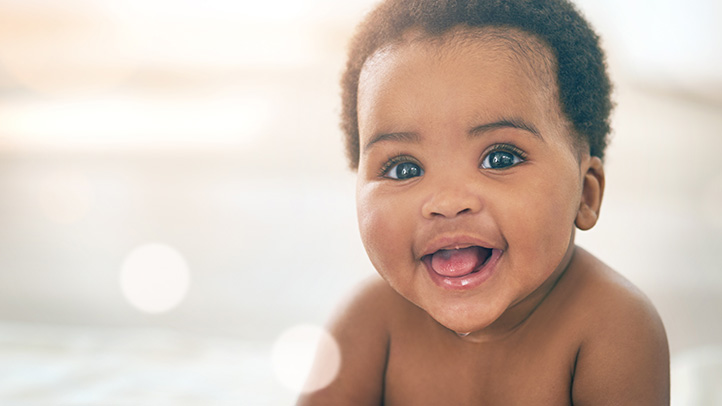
<box><xmin>298</xmin><ymin>27</ymin><xmax>669</xmax><ymax>406</ymax></box>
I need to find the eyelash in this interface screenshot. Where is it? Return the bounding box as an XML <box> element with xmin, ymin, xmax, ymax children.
<box><xmin>483</xmin><ymin>143</ymin><xmax>528</xmax><ymax>162</ymax></box>
<box><xmin>378</xmin><ymin>153</ymin><xmax>420</xmax><ymax>178</ymax></box>
<box><xmin>376</xmin><ymin>143</ymin><xmax>527</xmax><ymax>178</ymax></box>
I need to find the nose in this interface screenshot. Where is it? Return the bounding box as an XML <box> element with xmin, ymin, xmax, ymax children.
<box><xmin>421</xmin><ymin>180</ymin><xmax>483</xmax><ymax>219</ymax></box>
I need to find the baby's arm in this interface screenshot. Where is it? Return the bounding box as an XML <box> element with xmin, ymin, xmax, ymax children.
<box><xmin>570</xmin><ymin>278</ymin><xmax>670</xmax><ymax>405</ymax></box>
<box><xmin>297</xmin><ymin>277</ymin><xmax>390</xmax><ymax>406</ymax></box>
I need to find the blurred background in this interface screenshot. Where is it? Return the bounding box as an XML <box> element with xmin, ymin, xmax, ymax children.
<box><xmin>0</xmin><ymin>0</ymin><xmax>720</xmax><ymax>404</ymax></box>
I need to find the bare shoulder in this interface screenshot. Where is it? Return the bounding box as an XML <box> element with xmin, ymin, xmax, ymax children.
<box><xmin>297</xmin><ymin>275</ymin><xmax>401</xmax><ymax>406</ymax></box>
<box><xmin>561</xmin><ymin>247</ymin><xmax>670</xmax><ymax>406</ymax></box>
<box><xmin>331</xmin><ymin>274</ymin><xmax>406</xmax><ymax>330</ymax></box>
<box><xmin>561</xmin><ymin>247</ymin><xmax>667</xmax><ymax>343</ymax></box>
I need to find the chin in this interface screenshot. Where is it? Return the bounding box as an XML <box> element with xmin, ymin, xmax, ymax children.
<box><xmin>428</xmin><ymin>304</ymin><xmax>498</xmax><ymax>335</ymax></box>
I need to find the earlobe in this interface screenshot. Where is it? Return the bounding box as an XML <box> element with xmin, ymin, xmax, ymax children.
<box><xmin>575</xmin><ymin>156</ymin><xmax>605</xmax><ymax>231</ymax></box>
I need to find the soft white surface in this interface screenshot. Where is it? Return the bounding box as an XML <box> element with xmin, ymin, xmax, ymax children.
<box><xmin>0</xmin><ymin>322</ymin><xmax>296</xmax><ymax>405</ymax></box>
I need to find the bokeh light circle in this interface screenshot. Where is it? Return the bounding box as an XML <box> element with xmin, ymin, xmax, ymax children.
<box><xmin>271</xmin><ymin>324</ymin><xmax>341</xmax><ymax>394</ymax></box>
<box><xmin>119</xmin><ymin>243</ymin><xmax>191</xmax><ymax>314</ymax></box>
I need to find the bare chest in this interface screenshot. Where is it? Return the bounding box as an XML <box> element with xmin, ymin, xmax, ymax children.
<box><xmin>383</xmin><ymin>327</ymin><xmax>577</xmax><ymax>406</ymax></box>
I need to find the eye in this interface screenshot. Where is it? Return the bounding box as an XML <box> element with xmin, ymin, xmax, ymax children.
<box><xmin>384</xmin><ymin>160</ymin><xmax>424</xmax><ymax>180</ymax></box>
<box><xmin>481</xmin><ymin>147</ymin><xmax>525</xmax><ymax>170</ymax></box>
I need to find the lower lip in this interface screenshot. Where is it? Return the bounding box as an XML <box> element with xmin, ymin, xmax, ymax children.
<box><xmin>423</xmin><ymin>249</ymin><xmax>502</xmax><ymax>291</ymax></box>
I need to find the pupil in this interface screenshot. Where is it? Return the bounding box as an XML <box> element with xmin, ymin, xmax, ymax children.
<box><xmin>398</xmin><ymin>163</ymin><xmax>419</xmax><ymax>178</ymax></box>
<box><xmin>491</xmin><ymin>151</ymin><xmax>514</xmax><ymax>168</ymax></box>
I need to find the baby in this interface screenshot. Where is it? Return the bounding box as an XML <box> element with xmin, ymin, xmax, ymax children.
<box><xmin>299</xmin><ymin>0</ymin><xmax>669</xmax><ymax>404</ymax></box>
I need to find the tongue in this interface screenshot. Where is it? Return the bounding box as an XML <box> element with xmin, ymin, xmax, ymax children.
<box><xmin>430</xmin><ymin>246</ymin><xmax>485</xmax><ymax>277</ymax></box>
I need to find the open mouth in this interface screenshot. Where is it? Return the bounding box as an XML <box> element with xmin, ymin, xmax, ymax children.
<box><xmin>422</xmin><ymin>246</ymin><xmax>493</xmax><ymax>278</ymax></box>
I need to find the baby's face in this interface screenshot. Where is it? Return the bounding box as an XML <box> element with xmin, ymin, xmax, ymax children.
<box><xmin>355</xmin><ymin>29</ymin><xmax>591</xmax><ymax>336</ymax></box>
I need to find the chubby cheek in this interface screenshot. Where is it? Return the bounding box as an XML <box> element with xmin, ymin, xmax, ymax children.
<box><xmin>356</xmin><ymin>184</ymin><xmax>415</xmax><ymax>286</ymax></box>
<box><xmin>505</xmin><ymin>170</ymin><xmax>580</xmax><ymax>277</ymax></box>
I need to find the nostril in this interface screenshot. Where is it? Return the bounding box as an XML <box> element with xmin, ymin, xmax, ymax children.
<box><xmin>422</xmin><ymin>190</ymin><xmax>483</xmax><ymax>219</ymax></box>
<box><xmin>428</xmin><ymin>207</ymin><xmax>473</xmax><ymax>218</ymax></box>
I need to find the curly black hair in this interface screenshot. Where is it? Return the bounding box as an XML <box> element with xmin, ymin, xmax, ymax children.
<box><xmin>341</xmin><ymin>0</ymin><xmax>613</xmax><ymax>169</ymax></box>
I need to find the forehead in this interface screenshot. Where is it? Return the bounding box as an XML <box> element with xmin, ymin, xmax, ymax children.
<box><xmin>357</xmin><ymin>27</ymin><xmax>566</xmax><ymax>143</ymax></box>
<box><xmin>361</xmin><ymin>26</ymin><xmax>557</xmax><ymax>90</ymax></box>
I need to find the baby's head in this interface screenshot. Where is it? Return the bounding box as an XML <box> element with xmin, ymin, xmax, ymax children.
<box><xmin>341</xmin><ymin>0</ymin><xmax>612</xmax><ymax>169</ymax></box>
<box><xmin>346</xmin><ymin>0</ymin><xmax>611</xmax><ymax>337</ymax></box>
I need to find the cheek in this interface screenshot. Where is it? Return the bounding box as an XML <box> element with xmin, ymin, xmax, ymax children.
<box><xmin>504</xmin><ymin>170</ymin><xmax>580</xmax><ymax>263</ymax></box>
<box><xmin>532</xmin><ymin>159</ymin><xmax>581</xmax><ymax>221</ymax></box>
<box><xmin>356</xmin><ymin>186</ymin><xmax>409</xmax><ymax>273</ymax></box>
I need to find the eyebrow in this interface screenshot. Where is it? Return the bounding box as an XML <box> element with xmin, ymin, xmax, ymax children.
<box><xmin>469</xmin><ymin>118</ymin><xmax>542</xmax><ymax>139</ymax></box>
<box><xmin>362</xmin><ymin>117</ymin><xmax>542</xmax><ymax>154</ymax></box>
<box><xmin>363</xmin><ymin>131</ymin><xmax>420</xmax><ymax>154</ymax></box>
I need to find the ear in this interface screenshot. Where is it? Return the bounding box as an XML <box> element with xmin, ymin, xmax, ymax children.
<box><xmin>575</xmin><ymin>156</ymin><xmax>605</xmax><ymax>231</ymax></box>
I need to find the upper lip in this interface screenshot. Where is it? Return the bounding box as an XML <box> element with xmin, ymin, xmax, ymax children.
<box><xmin>418</xmin><ymin>233</ymin><xmax>500</xmax><ymax>259</ymax></box>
